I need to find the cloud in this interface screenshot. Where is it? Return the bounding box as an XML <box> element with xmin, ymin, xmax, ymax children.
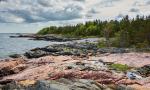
<box><xmin>130</xmin><ymin>8</ymin><xmax>139</xmax><ymax>12</ymax></box>
<box><xmin>0</xmin><ymin>0</ymin><xmax>7</xmax><ymax>2</ymax></box>
<box><xmin>0</xmin><ymin>12</ymin><xmax>25</xmax><ymax>23</ymax></box>
<box><xmin>146</xmin><ymin>1</ymin><xmax>150</xmax><ymax>5</ymax></box>
<box><xmin>0</xmin><ymin>0</ymin><xmax>84</xmax><ymax>23</ymax></box>
<box><xmin>98</xmin><ymin>0</ymin><xmax>121</xmax><ymax>7</ymax></box>
<box><xmin>88</xmin><ymin>8</ymin><xmax>99</xmax><ymax>14</ymax></box>
<box><xmin>0</xmin><ymin>0</ymin><xmax>149</xmax><ymax>23</ymax></box>
<box><xmin>73</xmin><ymin>0</ymin><xmax>85</xmax><ymax>2</ymax></box>
<box><xmin>133</xmin><ymin>0</ymin><xmax>150</xmax><ymax>6</ymax></box>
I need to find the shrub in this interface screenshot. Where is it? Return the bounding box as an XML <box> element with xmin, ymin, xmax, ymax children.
<box><xmin>97</xmin><ymin>41</ymin><xmax>106</xmax><ymax>48</ymax></box>
<box><xmin>135</xmin><ymin>40</ymin><xmax>149</xmax><ymax>48</ymax></box>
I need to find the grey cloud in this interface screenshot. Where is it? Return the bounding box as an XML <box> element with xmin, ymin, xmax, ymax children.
<box><xmin>0</xmin><ymin>0</ymin><xmax>84</xmax><ymax>23</ymax></box>
<box><xmin>130</xmin><ymin>8</ymin><xmax>139</xmax><ymax>12</ymax></box>
<box><xmin>88</xmin><ymin>8</ymin><xmax>98</xmax><ymax>14</ymax></box>
<box><xmin>38</xmin><ymin>4</ymin><xmax>83</xmax><ymax>21</ymax></box>
<box><xmin>85</xmin><ymin>8</ymin><xmax>99</xmax><ymax>18</ymax></box>
<box><xmin>98</xmin><ymin>0</ymin><xmax>121</xmax><ymax>7</ymax></box>
<box><xmin>0</xmin><ymin>9</ymin><xmax>44</xmax><ymax>23</ymax></box>
<box><xmin>133</xmin><ymin>0</ymin><xmax>150</xmax><ymax>6</ymax></box>
<box><xmin>37</xmin><ymin>0</ymin><xmax>56</xmax><ymax>7</ymax></box>
<box><xmin>0</xmin><ymin>12</ymin><xmax>25</xmax><ymax>23</ymax></box>
<box><xmin>0</xmin><ymin>0</ymin><xmax>7</xmax><ymax>2</ymax></box>
<box><xmin>146</xmin><ymin>1</ymin><xmax>150</xmax><ymax>5</ymax></box>
<box><xmin>73</xmin><ymin>0</ymin><xmax>85</xmax><ymax>2</ymax></box>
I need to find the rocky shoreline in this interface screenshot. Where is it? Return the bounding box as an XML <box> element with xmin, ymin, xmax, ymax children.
<box><xmin>10</xmin><ymin>34</ymin><xmax>79</xmax><ymax>42</ymax></box>
<box><xmin>0</xmin><ymin>35</ymin><xmax>150</xmax><ymax>90</ymax></box>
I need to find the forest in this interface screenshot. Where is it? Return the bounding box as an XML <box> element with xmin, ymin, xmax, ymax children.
<box><xmin>37</xmin><ymin>15</ymin><xmax>150</xmax><ymax>48</ymax></box>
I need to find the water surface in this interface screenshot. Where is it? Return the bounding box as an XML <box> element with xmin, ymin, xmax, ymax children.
<box><xmin>0</xmin><ymin>33</ymin><xmax>51</xmax><ymax>58</ymax></box>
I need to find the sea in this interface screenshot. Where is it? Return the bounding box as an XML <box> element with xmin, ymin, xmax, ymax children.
<box><xmin>0</xmin><ymin>33</ymin><xmax>51</xmax><ymax>59</ymax></box>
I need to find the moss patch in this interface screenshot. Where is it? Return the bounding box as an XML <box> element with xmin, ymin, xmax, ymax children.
<box><xmin>109</xmin><ymin>64</ymin><xmax>129</xmax><ymax>72</ymax></box>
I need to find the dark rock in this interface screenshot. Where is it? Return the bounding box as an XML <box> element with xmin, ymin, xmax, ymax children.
<box><xmin>1</xmin><ymin>79</ymin><xmax>111</xmax><ymax>90</ymax></box>
<box><xmin>10</xmin><ymin>34</ymin><xmax>79</xmax><ymax>42</ymax></box>
<box><xmin>9</xmin><ymin>54</ymin><xmax>22</xmax><ymax>58</ymax></box>
<box><xmin>24</xmin><ymin>50</ymin><xmax>48</xmax><ymax>58</ymax></box>
<box><xmin>29</xmin><ymin>35</ymin><xmax>78</xmax><ymax>42</ymax></box>
<box><xmin>45</xmin><ymin>46</ymin><xmax>60</xmax><ymax>52</ymax></box>
<box><xmin>24</xmin><ymin>46</ymin><xmax>61</xmax><ymax>58</ymax></box>
<box><xmin>75</xmin><ymin>62</ymin><xmax>85</xmax><ymax>66</ymax></box>
<box><xmin>0</xmin><ymin>79</ymin><xmax>14</xmax><ymax>85</ymax></box>
<box><xmin>116</xmin><ymin>85</ymin><xmax>134</xmax><ymax>90</ymax></box>
<box><xmin>98</xmin><ymin>48</ymin><xmax>129</xmax><ymax>54</ymax></box>
<box><xmin>1</xmin><ymin>81</ymin><xmax>21</xmax><ymax>90</ymax></box>
<box><xmin>24</xmin><ymin>42</ymin><xmax>131</xmax><ymax>59</ymax></box>
<box><xmin>65</xmin><ymin>43</ymin><xmax>98</xmax><ymax>50</ymax></box>
<box><xmin>136</xmin><ymin>64</ymin><xmax>150</xmax><ymax>77</ymax></box>
<box><xmin>10</xmin><ymin>34</ymin><xmax>35</xmax><ymax>38</ymax></box>
<box><xmin>58</xmin><ymin>51</ymin><xmax>73</xmax><ymax>56</ymax></box>
<box><xmin>0</xmin><ymin>67</ymin><xmax>15</xmax><ymax>77</ymax></box>
<box><xmin>9</xmin><ymin>36</ymin><xmax>18</xmax><ymax>38</ymax></box>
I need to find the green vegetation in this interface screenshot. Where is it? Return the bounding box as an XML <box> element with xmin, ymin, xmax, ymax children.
<box><xmin>109</xmin><ymin>64</ymin><xmax>129</xmax><ymax>72</ymax></box>
<box><xmin>97</xmin><ymin>40</ymin><xmax>106</xmax><ymax>48</ymax></box>
<box><xmin>37</xmin><ymin>15</ymin><xmax>150</xmax><ymax>48</ymax></box>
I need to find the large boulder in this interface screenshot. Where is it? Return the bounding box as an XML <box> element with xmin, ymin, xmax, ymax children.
<box><xmin>24</xmin><ymin>50</ymin><xmax>48</xmax><ymax>58</ymax></box>
<box><xmin>24</xmin><ymin>47</ymin><xmax>60</xmax><ymax>58</ymax></box>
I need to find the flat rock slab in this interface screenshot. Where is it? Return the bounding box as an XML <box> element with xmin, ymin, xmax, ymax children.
<box><xmin>90</xmin><ymin>53</ymin><xmax>150</xmax><ymax>67</ymax></box>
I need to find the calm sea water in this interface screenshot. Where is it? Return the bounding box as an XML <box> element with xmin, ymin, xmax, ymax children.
<box><xmin>0</xmin><ymin>33</ymin><xmax>51</xmax><ymax>58</ymax></box>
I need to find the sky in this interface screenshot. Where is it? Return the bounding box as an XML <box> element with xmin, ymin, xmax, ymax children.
<box><xmin>0</xmin><ymin>0</ymin><xmax>149</xmax><ymax>33</ymax></box>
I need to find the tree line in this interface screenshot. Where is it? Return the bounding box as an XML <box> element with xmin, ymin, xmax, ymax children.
<box><xmin>37</xmin><ymin>15</ymin><xmax>150</xmax><ymax>48</ymax></box>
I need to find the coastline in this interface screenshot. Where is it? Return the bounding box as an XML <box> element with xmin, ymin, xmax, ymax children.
<box><xmin>0</xmin><ymin>34</ymin><xmax>150</xmax><ymax>90</ymax></box>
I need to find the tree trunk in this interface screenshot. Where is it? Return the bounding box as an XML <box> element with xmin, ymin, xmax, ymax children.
<box><xmin>104</xmin><ymin>30</ymin><xmax>110</xmax><ymax>47</ymax></box>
